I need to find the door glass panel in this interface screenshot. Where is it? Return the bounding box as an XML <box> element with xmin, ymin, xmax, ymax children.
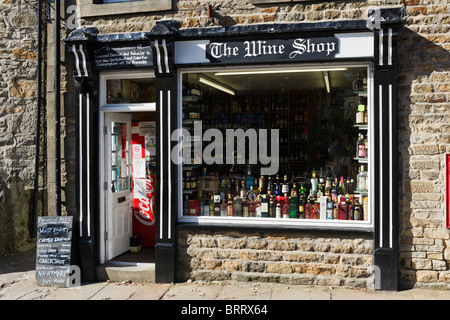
<box><xmin>111</xmin><ymin>121</ymin><xmax>129</xmax><ymax>192</ymax></box>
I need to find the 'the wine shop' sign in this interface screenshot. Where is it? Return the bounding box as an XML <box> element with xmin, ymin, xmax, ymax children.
<box><xmin>206</xmin><ymin>37</ymin><xmax>339</xmax><ymax>64</ymax></box>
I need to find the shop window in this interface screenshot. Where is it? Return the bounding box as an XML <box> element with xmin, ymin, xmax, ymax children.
<box><xmin>106</xmin><ymin>78</ymin><xmax>156</xmax><ymax>104</ymax></box>
<box><xmin>179</xmin><ymin>65</ymin><xmax>371</xmax><ymax>228</ymax></box>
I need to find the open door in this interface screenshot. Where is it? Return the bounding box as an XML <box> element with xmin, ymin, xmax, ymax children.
<box><xmin>105</xmin><ymin>112</ymin><xmax>132</xmax><ymax>260</ymax></box>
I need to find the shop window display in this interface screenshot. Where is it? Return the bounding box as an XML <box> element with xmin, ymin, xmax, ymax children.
<box><xmin>180</xmin><ymin>66</ymin><xmax>370</xmax><ymax>225</ymax></box>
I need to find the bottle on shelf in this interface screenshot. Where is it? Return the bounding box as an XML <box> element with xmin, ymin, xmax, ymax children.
<box><xmin>227</xmin><ymin>195</ymin><xmax>234</xmax><ymax>217</ymax></box>
<box><xmin>325</xmin><ymin>178</ymin><xmax>331</xmax><ymax>197</ymax></box>
<box><xmin>282</xmin><ymin>175</ymin><xmax>289</xmax><ymax>197</ymax></box>
<box><xmin>269</xmin><ymin>195</ymin><xmax>276</xmax><ymax>218</ymax></box>
<box><xmin>305</xmin><ymin>189</ymin><xmax>315</xmax><ymax>219</ymax></box>
<box><xmin>267</xmin><ymin>176</ymin><xmax>273</xmax><ymax>195</ymax></box>
<box><xmin>310</xmin><ymin>170</ymin><xmax>318</xmax><ymax>196</ymax></box>
<box><xmin>356</xmin><ymin>103</ymin><xmax>366</xmax><ymax>124</ymax></box>
<box><xmin>184</xmin><ymin>195</ymin><xmax>189</xmax><ymax>216</ymax></box>
<box><xmin>242</xmin><ymin>196</ymin><xmax>249</xmax><ymax>217</ymax></box>
<box><xmin>275</xmin><ymin>197</ymin><xmax>281</xmax><ymax>219</ymax></box>
<box><xmin>258</xmin><ymin>175</ymin><xmax>265</xmax><ymax>195</ymax></box>
<box><xmin>298</xmin><ymin>198</ymin><xmax>305</xmax><ymax>219</ymax></box>
<box><xmin>209</xmin><ymin>195</ymin><xmax>214</xmax><ymax>216</ymax></box>
<box><xmin>357</xmin><ymin>134</ymin><xmax>366</xmax><ymax>159</ymax></box>
<box><xmin>274</xmin><ymin>175</ymin><xmax>280</xmax><ymax>196</ymax></box>
<box><xmin>240</xmin><ymin>180</ymin><xmax>246</xmax><ymax>199</ymax></box>
<box><xmin>356</xmin><ymin>165</ymin><xmax>369</xmax><ymax>193</ymax></box>
<box><xmin>261</xmin><ymin>194</ymin><xmax>269</xmax><ymax>217</ymax></box>
<box><xmin>326</xmin><ymin>200</ymin><xmax>333</xmax><ymax>220</ymax></box>
<box><xmin>247</xmin><ymin>186</ymin><xmax>257</xmax><ymax>217</ymax></box>
<box><xmin>353</xmin><ymin>198</ymin><xmax>362</xmax><ymax>220</ymax></box>
<box><xmin>246</xmin><ymin>165</ymin><xmax>253</xmax><ymax>191</ymax></box>
<box><xmin>333</xmin><ymin>202</ymin><xmax>340</xmax><ymax>220</ymax></box>
<box><xmin>214</xmin><ymin>195</ymin><xmax>221</xmax><ymax>216</ymax></box>
<box><xmin>234</xmin><ymin>192</ymin><xmax>242</xmax><ymax>217</ymax></box>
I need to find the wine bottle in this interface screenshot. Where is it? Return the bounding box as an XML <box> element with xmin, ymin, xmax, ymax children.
<box><xmin>209</xmin><ymin>195</ymin><xmax>215</xmax><ymax>216</ymax></box>
<box><xmin>353</xmin><ymin>198</ymin><xmax>362</xmax><ymax>220</ymax></box>
<box><xmin>311</xmin><ymin>170</ymin><xmax>318</xmax><ymax>196</ymax></box>
<box><xmin>267</xmin><ymin>176</ymin><xmax>273</xmax><ymax>195</ymax></box>
<box><xmin>276</xmin><ymin>197</ymin><xmax>281</xmax><ymax>219</ymax></box>
<box><xmin>242</xmin><ymin>196</ymin><xmax>249</xmax><ymax>217</ymax></box>
<box><xmin>282</xmin><ymin>175</ymin><xmax>289</xmax><ymax>196</ymax></box>
<box><xmin>269</xmin><ymin>195</ymin><xmax>276</xmax><ymax>218</ymax></box>
<box><xmin>274</xmin><ymin>175</ymin><xmax>280</xmax><ymax>196</ymax></box>
<box><xmin>227</xmin><ymin>195</ymin><xmax>234</xmax><ymax>217</ymax></box>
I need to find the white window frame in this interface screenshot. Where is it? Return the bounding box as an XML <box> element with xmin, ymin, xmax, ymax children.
<box><xmin>99</xmin><ymin>70</ymin><xmax>157</xmax><ymax>112</ymax></box>
<box><xmin>78</xmin><ymin>0</ymin><xmax>171</xmax><ymax>18</ymax></box>
<box><xmin>177</xmin><ymin>62</ymin><xmax>374</xmax><ymax>231</ymax></box>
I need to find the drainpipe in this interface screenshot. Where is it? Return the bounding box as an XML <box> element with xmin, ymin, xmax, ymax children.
<box><xmin>54</xmin><ymin>0</ymin><xmax>61</xmax><ymax>216</ymax></box>
<box><xmin>31</xmin><ymin>0</ymin><xmax>43</xmax><ymax>238</ymax></box>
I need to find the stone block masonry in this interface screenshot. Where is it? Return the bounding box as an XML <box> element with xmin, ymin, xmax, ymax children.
<box><xmin>397</xmin><ymin>0</ymin><xmax>450</xmax><ymax>290</ymax></box>
<box><xmin>177</xmin><ymin>228</ymin><xmax>374</xmax><ymax>288</ymax></box>
<box><xmin>0</xmin><ymin>0</ymin><xmax>40</xmax><ymax>255</ymax></box>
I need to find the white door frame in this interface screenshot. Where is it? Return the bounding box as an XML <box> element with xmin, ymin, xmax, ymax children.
<box><xmin>98</xmin><ymin>70</ymin><xmax>156</xmax><ymax>264</ymax></box>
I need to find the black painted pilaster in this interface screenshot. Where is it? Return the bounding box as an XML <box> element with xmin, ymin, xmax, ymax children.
<box><xmin>372</xmin><ymin>23</ymin><xmax>400</xmax><ymax>291</ymax></box>
<box><xmin>150</xmin><ymin>23</ymin><xmax>179</xmax><ymax>283</ymax></box>
<box><xmin>65</xmin><ymin>31</ymin><xmax>97</xmax><ymax>282</ymax></box>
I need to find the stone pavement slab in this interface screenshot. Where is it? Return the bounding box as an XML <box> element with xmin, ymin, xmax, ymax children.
<box><xmin>0</xmin><ymin>271</ymin><xmax>56</xmax><ymax>300</ymax></box>
<box><xmin>271</xmin><ymin>284</ymin><xmax>331</xmax><ymax>300</ymax></box>
<box><xmin>409</xmin><ymin>289</ymin><xmax>450</xmax><ymax>300</ymax></box>
<box><xmin>42</xmin><ymin>281</ymin><xmax>109</xmax><ymax>300</ymax></box>
<box><xmin>331</xmin><ymin>288</ymin><xmax>413</xmax><ymax>300</ymax></box>
<box><xmin>129</xmin><ymin>283</ymin><xmax>171</xmax><ymax>300</ymax></box>
<box><xmin>162</xmin><ymin>282</ymin><xmax>223</xmax><ymax>300</ymax></box>
<box><xmin>89</xmin><ymin>282</ymin><xmax>141</xmax><ymax>300</ymax></box>
<box><xmin>217</xmin><ymin>282</ymin><xmax>272</xmax><ymax>300</ymax></box>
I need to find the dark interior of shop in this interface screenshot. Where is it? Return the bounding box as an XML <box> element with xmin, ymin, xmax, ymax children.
<box><xmin>182</xmin><ymin>66</ymin><xmax>369</xmax><ymax>220</ymax></box>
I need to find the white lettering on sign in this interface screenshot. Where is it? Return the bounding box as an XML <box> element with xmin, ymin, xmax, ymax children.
<box><xmin>290</xmin><ymin>38</ymin><xmax>337</xmax><ymax>58</ymax></box>
<box><xmin>207</xmin><ymin>37</ymin><xmax>338</xmax><ymax>62</ymax></box>
<box><xmin>209</xmin><ymin>42</ymin><xmax>239</xmax><ymax>59</ymax></box>
<box><xmin>244</xmin><ymin>40</ymin><xmax>285</xmax><ymax>58</ymax></box>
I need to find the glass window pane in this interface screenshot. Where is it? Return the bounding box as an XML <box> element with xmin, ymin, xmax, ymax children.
<box><xmin>107</xmin><ymin>78</ymin><xmax>155</xmax><ymax>104</ymax></box>
<box><xmin>111</xmin><ymin>121</ymin><xmax>129</xmax><ymax>192</ymax></box>
<box><xmin>181</xmin><ymin>66</ymin><xmax>369</xmax><ymax>223</ymax></box>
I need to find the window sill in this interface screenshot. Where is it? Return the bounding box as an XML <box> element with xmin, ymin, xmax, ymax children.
<box><xmin>79</xmin><ymin>0</ymin><xmax>171</xmax><ymax>18</ymax></box>
<box><xmin>178</xmin><ymin>216</ymin><xmax>374</xmax><ymax>234</ymax></box>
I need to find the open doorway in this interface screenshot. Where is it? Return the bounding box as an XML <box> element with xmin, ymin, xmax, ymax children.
<box><xmin>103</xmin><ymin>111</ymin><xmax>157</xmax><ymax>265</ymax></box>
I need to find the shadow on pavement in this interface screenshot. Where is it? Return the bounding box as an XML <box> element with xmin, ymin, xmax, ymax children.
<box><xmin>0</xmin><ymin>243</ymin><xmax>36</xmax><ymax>275</ymax></box>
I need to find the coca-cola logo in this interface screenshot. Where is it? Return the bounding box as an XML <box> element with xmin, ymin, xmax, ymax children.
<box><xmin>133</xmin><ymin>177</ymin><xmax>155</xmax><ymax>226</ymax></box>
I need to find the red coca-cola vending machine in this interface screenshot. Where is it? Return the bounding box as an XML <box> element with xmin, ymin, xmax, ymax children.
<box><xmin>131</xmin><ymin>121</ymin><xmax>156</xmax><ymax>247</ymax></box>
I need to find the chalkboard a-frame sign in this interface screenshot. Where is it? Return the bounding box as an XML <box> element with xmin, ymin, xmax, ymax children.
<box><xmin>36</xmin><ymin>216</ymin><xmax>73</xmax><ymax>287</ymax></box>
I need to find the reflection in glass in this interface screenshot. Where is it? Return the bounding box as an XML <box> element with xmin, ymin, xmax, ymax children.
<box><xmin>111</xmin><ymin>122</ymin><xmax>129</xmax><ymax>192</ymax></box>
<box><xmin>107</xmin><ymin>78</ymin><xmax>156</xmax><ymax>104</ymax></box>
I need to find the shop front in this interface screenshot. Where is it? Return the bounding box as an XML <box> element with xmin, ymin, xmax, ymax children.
<box><xmin>64</xmin><ymin>6</ymin><xmax>403</xmax><ymax>290</ymax></box>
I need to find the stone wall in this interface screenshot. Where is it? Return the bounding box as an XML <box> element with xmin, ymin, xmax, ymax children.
<box><xmin>0</xmin><ymin>0</ymin><xmax>40</xmax><ymax>255</ymax></box>
<box><xmin>397</xmin><ymin>0</ymin><xmax>450</xmax><ymax>290</ymax></box>
<box><xmin>177</xmin><ymin>228</ymin><xmax>374</xmax><ymax>288</ymax></box>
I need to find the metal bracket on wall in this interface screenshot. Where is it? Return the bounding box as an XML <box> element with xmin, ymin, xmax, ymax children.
<box><xmin>367</xmin><ymin>7</ymin><xmax>381</xmax><ymax>30</ymax></box>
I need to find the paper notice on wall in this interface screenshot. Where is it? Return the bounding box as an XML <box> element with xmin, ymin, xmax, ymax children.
<box><xmin>132</xmin><ymin>144</ymin><xmax>142</xmax><ymax>159</ymax></box>
<box><xmin>132</xmin><ymin>158</ymin><xmax>146</xmax><ymax>178</ymax></box>
<box><xmin>145</xmin><ymin>136</ymin><xmax>156</xmax><ymax>156</ymax></box>
<box><xmin>133</xmin><ymin>179</ymin><xmax>147</xmax><ymax>199</ymax></box>
<box><xmin>139</xmin><ymin>122</ymin><xmax>156</xmax><ymax>136</ymax></box>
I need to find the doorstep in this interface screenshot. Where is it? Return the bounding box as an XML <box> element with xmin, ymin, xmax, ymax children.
<box><xmin>95</xmin><ymin>261</ymin><xmax>155</xmax><ymax>283</ymax></box>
